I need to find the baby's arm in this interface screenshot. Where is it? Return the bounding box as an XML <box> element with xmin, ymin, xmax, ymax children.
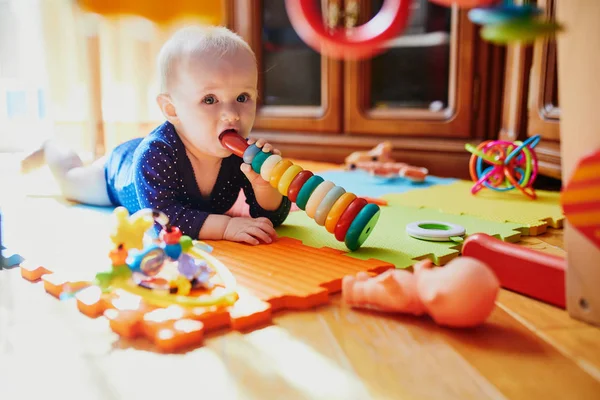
<box><xmin>134</xmin><ymin>143</ymin><xmax>276</xmax><ymax>244</ymax></box>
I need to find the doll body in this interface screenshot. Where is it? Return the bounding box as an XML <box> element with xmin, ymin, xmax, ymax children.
<box><xmin>342</xmin><ymin>257</ymin><xmax>500</xmax><ymax>328</ymax></box>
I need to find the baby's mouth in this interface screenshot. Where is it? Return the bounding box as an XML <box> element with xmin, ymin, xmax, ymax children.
<box><xmin>218</xmin><ymin>129</ymin><xmax>239</xmax><ymax>141</ymax></box>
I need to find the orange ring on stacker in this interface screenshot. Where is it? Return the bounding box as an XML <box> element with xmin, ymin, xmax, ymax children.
<box><xmin>334</xmin><ymin>197</ymin><xmax>368</xmax><ymax>241</ymax></box>
<box><xmin>305</xmin><ymin>181</ymin><xmax>336</xmax><ymax>219</ymax></box>
<box><xmin>278</xmin><ymin>165</ymin><xmax>304</xmax><ymax>196</ymax></box>
<box><xmin>325</xmin><ymin>192</ymin><xmax>357</xmax><ymax>233</ymax></box>
<box><xmin>287</xmin><ymin>170</ymin><xmax>314</xmax><ymax>202</ymax></box>
<box><xmin>269</xmin><ymin>159</ymin><xmax>294</xmax><ymax>189</ymax></box>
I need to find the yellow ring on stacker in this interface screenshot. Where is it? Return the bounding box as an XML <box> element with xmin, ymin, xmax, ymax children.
<box><xmin>305</xmin><ymin>181</ymin><xmax>335</xmax><ymax>219</ymax></box>
<box><xmin>325</xmin><ymin>192</ymin><xmax>357</xmax><ymax>233</ymax></box>
<box><xmin>269</xmin><ymin>159</ymin><xmax>294</xmax><ymax>189</ymax></box>
<box><xmin>260</xmin><ymin>154</ymin><xmax>282</xmax><ymax>181</ymax></box>
<box><xmin>277</xmin><ymin>164</ymin><xmax>303</xmax><ymax>196</ymax></box>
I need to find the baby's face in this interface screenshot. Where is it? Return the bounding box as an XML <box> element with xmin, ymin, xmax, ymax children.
<box><xmin>170</xmin><ymin>48</ymin><xmax>258</xmax><ymax>158</ymax></box>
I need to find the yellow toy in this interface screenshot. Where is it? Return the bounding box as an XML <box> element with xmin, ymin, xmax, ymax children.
<box><xmin>75</xmin><ymin>0</ymin><xmax>224</xmax><ymax>25</ymax></box>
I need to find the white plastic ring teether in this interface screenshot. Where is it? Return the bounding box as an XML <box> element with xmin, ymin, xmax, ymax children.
<box><xmin>406</xmin><ymin>221</ymin><xmax>466</xmax><ymax>242</ymax></box>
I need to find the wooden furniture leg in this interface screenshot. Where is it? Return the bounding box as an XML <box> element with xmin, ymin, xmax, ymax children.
<box><xmin>556</xmin><ymin>0</ymin><xmax>600</xmax><ymax>326</ymax></box>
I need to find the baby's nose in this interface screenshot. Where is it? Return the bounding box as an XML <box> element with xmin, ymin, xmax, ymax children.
<box><xmin>220</xmin><ymin>109</ymin><xmax>240</xmax><ymax>122</ymax></box>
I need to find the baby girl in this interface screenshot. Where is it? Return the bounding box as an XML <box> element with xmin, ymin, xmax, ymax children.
<box><xmin>24</xmin><ymin>25</ymin><xmax>291</xmax><ymax>245</ymax></box>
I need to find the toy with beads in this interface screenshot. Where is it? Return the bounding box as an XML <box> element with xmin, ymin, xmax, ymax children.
<box><xmin>465</xmin><ymin>134</ymin><xmax>541</xmax><ymax>200</ymax></box>
<box><xmin>220</xmin><ymin>132</ymin><xmax>380</xmax><ymax>251</ymax></box>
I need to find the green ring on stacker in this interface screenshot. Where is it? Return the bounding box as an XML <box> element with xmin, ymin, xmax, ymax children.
<box><xmin>344</xmin><ymin>203</ymin><xmax>380</xmax><ymax>251</ymax></box>
<box><xmin>251</xmin><ymin>151</ymin><xmax>272</xmax><ymax>174</ymax></box>
<box><xmin>295</xmin><ymin>175</ymin><xmax>324</xmax><ymax>210</ymax></box>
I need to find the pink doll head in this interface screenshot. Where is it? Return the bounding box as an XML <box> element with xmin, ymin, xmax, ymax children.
<box><xmin>414</xmin><ymin>257</ymin><xmax>500</xmax><ymax>328</ymax></box>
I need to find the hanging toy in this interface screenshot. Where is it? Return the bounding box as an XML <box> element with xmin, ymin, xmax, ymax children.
<box><xmin>220</xmin><ymin>132</ymin><xmax>380</xmax><ymax>251</ymax></box>
<box><xmin>284</xmin><ymin>0</ymin><xmax>411</xmax><ymax>60</ymax></box>
<box><xmin>75</xmin><ymin>0</ymin><xmax>224</xmax><ymax>25</ymax></box>
<box><xmin>465</xmin><ymin>135</ymin><xmax>541</xmax><ymax>200</ymax></box>
<box><xmin>467</xmin><ymin>1</ymin><xmax>563</xmax><ymax>44</ymax></box>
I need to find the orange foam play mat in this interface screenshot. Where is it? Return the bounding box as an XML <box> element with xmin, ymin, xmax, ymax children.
<box><xmin>20</xmin><ymin>237</ymin><xmax>393</xmax><ymax>352</ymax></box>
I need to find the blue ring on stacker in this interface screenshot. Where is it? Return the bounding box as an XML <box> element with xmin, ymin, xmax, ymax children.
<box><xmin>243</xmin><ymin>144</ymin><xmax>262</xmax><ymax>164</ymax></box>
<box><xmin>251</xmin><ymin>151</ymin><xmax>272</xmax><ymax>174</ymax></box>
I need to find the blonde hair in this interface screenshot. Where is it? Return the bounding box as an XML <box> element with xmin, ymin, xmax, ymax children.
<box><xmin>157</xmin><ymin>25</ymin><xmax>256</xmax><ymax>94</ymax></box>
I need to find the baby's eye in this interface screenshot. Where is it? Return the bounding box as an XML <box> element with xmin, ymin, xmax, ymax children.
<box><xmin>202</xmin><ymin>95</ymin><xmax>217</xmax><ymax>105</ymax></box>
<box><xmin>237</xmin><ymin>93</ymin><xmax>250</xmax><ymax>103</ymax></box>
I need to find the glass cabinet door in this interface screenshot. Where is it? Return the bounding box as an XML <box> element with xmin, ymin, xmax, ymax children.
<box><xmin>232</xmin><ymin>0</ymin><xmax>342</xmax><ymax>133</ymax></box>
<box><xmin>344</xmin><ymin>0</ymin><xmax>478</xmax><ymax>138</ymax></box>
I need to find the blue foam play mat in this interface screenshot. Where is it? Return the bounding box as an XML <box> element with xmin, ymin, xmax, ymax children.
<box><xmin>312</xmin><ymin>169</ymin><xmax>457</xmax><ymax>198</ymax></box>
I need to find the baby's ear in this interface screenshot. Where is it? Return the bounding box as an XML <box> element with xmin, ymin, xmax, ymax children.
<box><xmin>157</xmin><ymin>94</ymin><xmax>178</xmax><ymax>124</ymax></box>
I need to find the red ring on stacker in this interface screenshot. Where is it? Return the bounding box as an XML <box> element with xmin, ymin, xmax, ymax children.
<box><xmin>287</xmin><ymin>170</ymin><xmax>314</xmax><ymax>202</ymax></box>
<box><xmin>334</xmin><ymin>197</ymin><xmax>368</xmax><ymax>242</ymax></box>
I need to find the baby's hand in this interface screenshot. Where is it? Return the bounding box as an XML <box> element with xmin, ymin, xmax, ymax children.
<box><xmin>240</xmin><ymin>138</ymin><xmax>281</xmax><ymax>187</ymax></box>
<box><xmin>223</xmin><ymin>216</ymin><xmax>277</xmax><ymax>245</ymax></box>
<box><xmin>248</xmin><ymin>138</ymin><xmax>281</xmax><ymax>156</ymax></box>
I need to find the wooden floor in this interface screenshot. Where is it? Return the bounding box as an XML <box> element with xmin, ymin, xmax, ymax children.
<box><xmin>1</xmin><ymin>155</ymin><xmax>600</xmax><ymax>400</ymax></box>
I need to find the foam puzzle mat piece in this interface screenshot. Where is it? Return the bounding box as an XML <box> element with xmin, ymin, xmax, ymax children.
<box><xmin>276</xmin><ymin>204</ymin><xmax>524</xmax><ymax>268</ymax></box>
<box><xmin>315</xmin><ymin>169</ymin><xmax>457</xmax><ymax>198</ymax></box>
<box><xmin>382</xmin><ymin>180</ymin><xmax>564</xmax><ymax>235</ymax></box>
<box><xmin>20</xmin><ymin>237</ymin><xmax>393</xmax><ymax>352</ymax></box>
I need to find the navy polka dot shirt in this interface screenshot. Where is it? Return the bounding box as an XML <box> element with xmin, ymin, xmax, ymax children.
<box><xmin>104</xmin><ymin>121</ymin><xmax>291</xmax><ymax>238</ymax></box>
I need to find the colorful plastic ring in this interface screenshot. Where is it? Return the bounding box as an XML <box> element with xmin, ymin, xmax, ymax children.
<box><xmin>284</xmin><ymin>0</ymin><xmax>411</xmax><ymax>60</ymax></box>
<box><xmin>296</xmin><ymin>175</ymin><xmax>324</xmax><ymax>210</ymax></box>
<box><xmin>405</xmin><ymin>221</ymin><xmax>466</xmax><ymax>242</ymax></box>
<box><xmin>260</xmin><ymin>154</ymin><xmax>282</xmax><ymax>181</ymax></box>
<box><xmin>243</xmin><ymin>144</ymin><xmax>262</xmax><ymax>164</ymax></box>
<box><xmin>251</xmin><ymin>151</ymin><xmax>272</xmax><ymax>174</ymax></box>
<box><xmin>287</xmin><ymin>170</ymin><xmax>314</xmax><ymax>202</ymax></box>
<box><xmin>314</xmin><ymin>186</ymin><xmax>346</xmax><ymax>226</ymax></box>
<box><xmin>269</xmin><ymin>159</ymin><xmax>294</xmax><ymax>188</ymax></box>
<box><xmin>305</xmin><ymin>181</ymin><xmax>336</xmax><ymax>219</ymax></box>
<box><xmin>278</xmin><ymin>165</ymin><xmax>304</xmax><ymax>196</ymax></box>
<box><xmin>325</xmin><ymin>192</ymin><xmax>357</xmax><ymax>233</ymax></box>
<box><xmin>345</xmin><ymin>203</ymin><xmax>380</xmax><ymax>251</ymax></box>
<box><xmin>334</xmin><ymin>198</ymin><xmax>368</xmax><ymax>242</ymax></box>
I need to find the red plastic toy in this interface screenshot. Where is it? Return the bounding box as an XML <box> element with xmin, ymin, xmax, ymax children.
<box><xmin>461</xmin><ymin>233</ymin><xmax>566</xmax><ymax>308</ymax></box>
<box><xmin>284</xmin><ymin>0</ymin><xmax>411</xmax><ymax>60</ymax></box>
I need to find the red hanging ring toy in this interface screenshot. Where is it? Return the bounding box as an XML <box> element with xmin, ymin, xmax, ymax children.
<box><xmin>284</xmin><ymin>0</ymin><xmax>411</xmax><ymax>60</ymax></box>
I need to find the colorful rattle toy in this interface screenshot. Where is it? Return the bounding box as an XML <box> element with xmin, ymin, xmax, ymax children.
<box><xmin>219</xmin><ymin>132</ymin><xmax>380</xmax><ymax>251</ymax></box>
<box><xmin>62</xmin><ymin>207</ymin><xmax>238</xmax><ymax>309</ymax></box>
<box><xmin>465</xmin><ymin>134</ymin><xmax>540</xmax><ymax>200</ymax></box>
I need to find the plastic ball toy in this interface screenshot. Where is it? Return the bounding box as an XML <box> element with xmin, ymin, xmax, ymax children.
<box><xmin>465</xmin><ymin>135</ymin><xmax>541</xmax><ymax>200</ymax></box>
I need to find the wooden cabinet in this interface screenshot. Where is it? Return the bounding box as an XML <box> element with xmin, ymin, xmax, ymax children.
<box><xmin>229</xmin><ymin>0</ymin><xmax>504</xmax><ymax>179</ymax></box>
<box><xmin>499</xmin><ymin>0</ymin><xmax>561</xmax><ymax>180</ymax></box>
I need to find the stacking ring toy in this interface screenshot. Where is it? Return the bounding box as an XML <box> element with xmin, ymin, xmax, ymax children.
<box><xmin>465</xmin><ymin>135</ymin><xmax>540</xmax><ymax>200</ymax></box>
<box><xmin>284</xmin><ymin>0</ymin><xmax>411</xmax><ymax>60</ymax></box>
<box><xmin>406</xmin><ymin>221</ymin><xmax>466</xmax><ymax>242</ymax></box>
<box><xmin>220</xmin><ymin>132</ymin><xmax>380</xmax><ymax>251</ymax></box>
